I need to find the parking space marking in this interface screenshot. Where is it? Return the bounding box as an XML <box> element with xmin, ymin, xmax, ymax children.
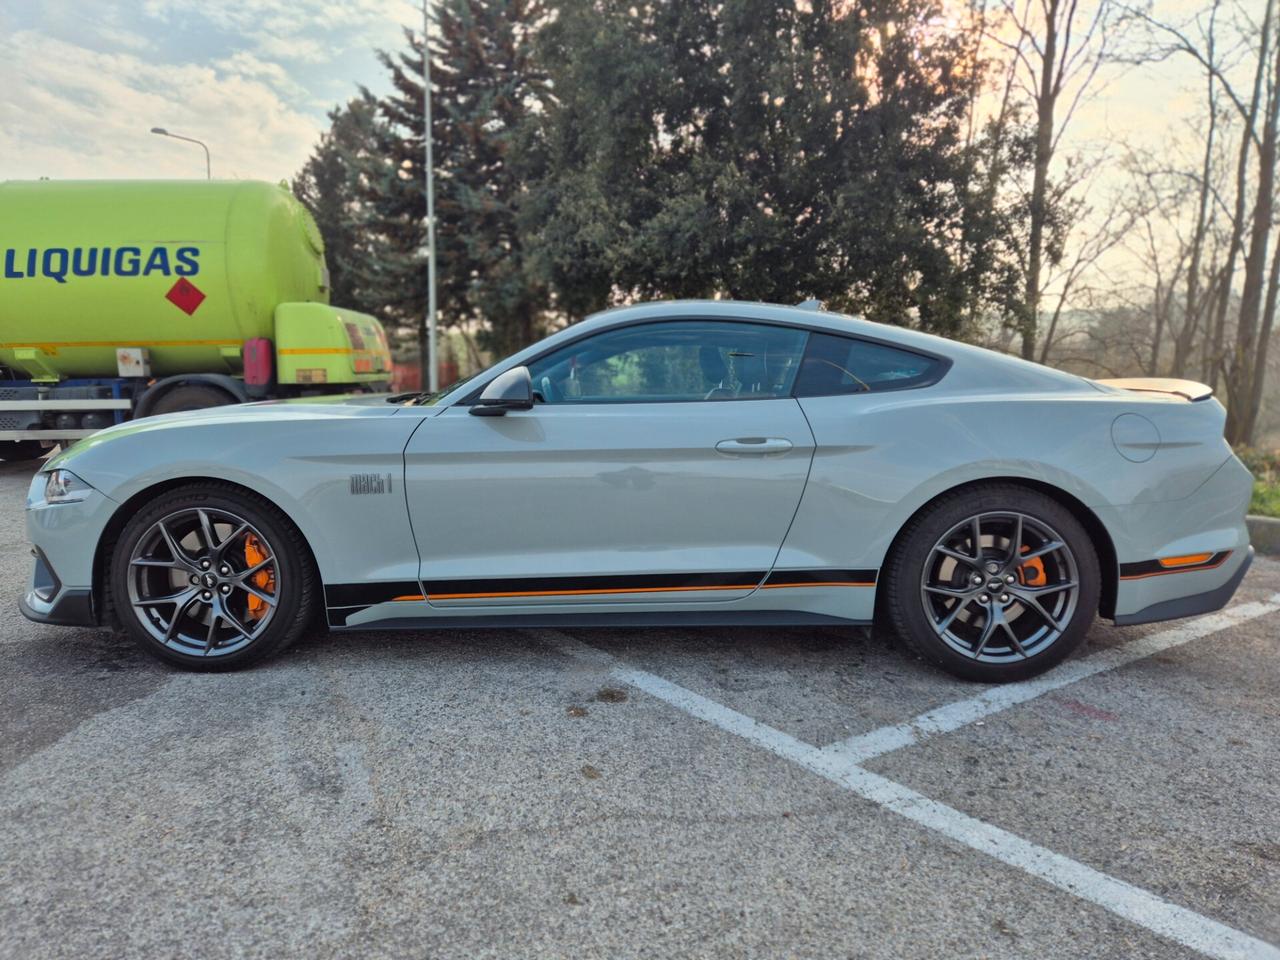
<box><xmin>549</xmin><ymin>631</ymin><xmax>1280</xmax><ymax>960</ymax></box>
<box><xmin>823</xmin><ymin>594</ymin><xmax>1280</xmax><ymax>764</ymax></box>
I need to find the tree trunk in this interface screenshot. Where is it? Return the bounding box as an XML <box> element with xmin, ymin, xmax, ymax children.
<box><xmin>1245</xmin><ymin>227</ymin><xmax>1280</xmax><ymax>443</ymax></box>
<box><xmin>418</xmin><ymin>315</ymin><xmax>431</xmax><ymax>391</ymax></box>
<box><xmin>1235</xmin><ymin>37</ymin><xmax>1280</xmax><ymax>444</ymax></box>
<box><xmin>1149</xmin><ymin>286</ymin><xmax>1167</xmax><ymax>376</ymax></box>
<box><xmin>1226</xmin><ymin>11</ymin><xmax>1278</xmax><ymax>444</ymax></box>
<box><xmin>1206</xmin><ymin>0</ymin><xmax>1273</xmax><ymax>395</ymax></box>
<box><xmin>1023</xmin><ymin>0</ymin><xmax>1060</xmax><ymax>362</ymax></box>
<box><xmin>1178</xmin><ymin>32</ymin><xmax>1218</xmax><ymax>378</ymax></box>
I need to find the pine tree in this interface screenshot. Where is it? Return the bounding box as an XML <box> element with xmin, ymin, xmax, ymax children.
<box><xmin>528</xmin><ymin>0</ymin><xmax>1003</xmax><ymax>335</ymax></box>
<box><xmin>347</xmin><ymin>0</ymin><xmax>549</xmax><ymax>371</ymax></box>
<box><xmin>293</xmin><ymin>99</ymin><xmax>381</xmax><ymax>317</ymax></box>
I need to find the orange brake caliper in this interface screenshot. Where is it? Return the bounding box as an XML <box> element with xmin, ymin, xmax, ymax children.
<box><xmin>1017</xmin><ymin>545</ymin><xmax>1047</xmax><ymax>587</ymax></box>
<box><xmin>243</xmin><ymin>534</ymin><xmax>275</xmax><ymax>620</ymax></box>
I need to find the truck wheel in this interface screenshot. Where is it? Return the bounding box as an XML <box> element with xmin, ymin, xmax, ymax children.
<box><xmin>1</xmin><ymin>440</ymin><xmax>47</xmax><ymax>462</ymax></box>
<box><xmin>150</xmin><ymin>384</ymin><xmax>237</xmax><ymax>415</ymax></box>
<box><xmin>110</xmin><ymin>483</ymin><xmax>318</xmax><ymax>670</ymax></box>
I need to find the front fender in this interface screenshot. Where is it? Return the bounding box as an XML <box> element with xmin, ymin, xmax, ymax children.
<box><xmin>53</xmin><ymin>407</ymin><xmax>424</xmax><ymax>587</ymax></box>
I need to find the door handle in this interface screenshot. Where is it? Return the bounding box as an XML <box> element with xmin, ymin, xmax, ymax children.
<box><xmin>715</xmin><ymin>437</ymin><xmax>794</xmax><ymax>455</ymax></box>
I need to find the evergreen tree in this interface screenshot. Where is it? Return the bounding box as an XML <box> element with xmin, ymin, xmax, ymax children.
<box><xmin>348</xmin><ymin>0</ymin><xmax>549</xmax><ymax>369</ymax></box>
<box><xmin>528</xmin><ymin>0</ymin><xmax>1006</xmax><ymax>335</ymax></box>
<box><xmin>293</xmin><ymin>99</ymin><xmax>382</xmax><ymax>317</ymax></box>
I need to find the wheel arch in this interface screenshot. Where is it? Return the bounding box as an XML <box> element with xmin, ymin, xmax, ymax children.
<box><xmin>880</xmin><ymin>476</ymin><xmax>1118</xmax><ymax>620</ymax></box>
<box><xmin>92</xmin><ymin>476</ymin><xmax>321</xmax><ymax>628</ymax></box>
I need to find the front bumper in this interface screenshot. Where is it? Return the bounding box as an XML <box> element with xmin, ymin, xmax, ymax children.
<box><xmin>19</xmin><ymin>588</ymin><xmax>96</xmax><ymax>626</ymax></box>
<box><xmin>21</xmin><ymin>477</ymin><xmax>117</xmax><ymax>629</ymax></box>
<box><xmin>18</xmin><ymin>544</ymin><xmax>98</xmax><ymax>626</ymax></box>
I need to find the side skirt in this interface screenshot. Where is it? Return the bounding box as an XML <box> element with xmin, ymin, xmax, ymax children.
<box><xmin>328</xmin><ymin>610</ymin><xmax>871</xmax><ymax>631</ymax></box>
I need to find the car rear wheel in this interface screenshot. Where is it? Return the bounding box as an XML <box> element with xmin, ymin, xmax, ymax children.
<box><xmin>881</xmin><ymin>484</ymin><xmax>1101</xmax><ymax>682</ymax></box>
<box><xmin>110</xmin><ymin>483</ymin><xmax>317</xmax><ymax>670</ymax></box>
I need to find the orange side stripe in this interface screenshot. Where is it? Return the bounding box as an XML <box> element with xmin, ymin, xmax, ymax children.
<box><xmin>392</xmin><ymin>594</ymin><xmax>426</xmax><ymax>602</ymax></box>
<box><xmin>1157</xmin><ymin>553</ymin><xmax>1215</xmax><ymax>568</ymax></box>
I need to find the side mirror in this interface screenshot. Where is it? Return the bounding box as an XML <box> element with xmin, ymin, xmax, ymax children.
<box><xmin>469</xmin><ymin>365</ymin><xmax>534</xmax><ymax>416</ymax></box>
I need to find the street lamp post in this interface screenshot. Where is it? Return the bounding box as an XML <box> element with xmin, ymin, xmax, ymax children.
<box><xmin>149</xmin><ymin>127</ymin><xmax>211</xmax><ymax>180</ymax></box>
<box><xmin>422</xmin><ymin>0</ymin><xmax>439</xmax><ymax>393</ymax></box>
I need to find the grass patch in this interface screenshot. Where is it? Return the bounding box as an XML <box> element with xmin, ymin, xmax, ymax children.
<box><xmin>1238</xmin><ymin>446</ymin><xmax>1280</xmax><ymax>518</ymax></box>
<box><xmin>1253</xmin><ymin>480</ymin><xmax>1280</xmax><ymax>518</ymax></box>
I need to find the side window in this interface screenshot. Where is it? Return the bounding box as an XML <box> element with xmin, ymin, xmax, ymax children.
<box><xmin>794</xmin><ymin>332</ymin><xmax>941</xmax><ymax>396</ymax></box>
<box><xmin>526</xmin><ymin>321</ymin><xmax>808</xmax><ymax>404</ymax></box>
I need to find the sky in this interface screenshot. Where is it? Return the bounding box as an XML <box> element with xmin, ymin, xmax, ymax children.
<box><xmin>0</xmin><ymin>0</ymin><xmax>419</xmax><ymax>182</ymax></box>
<box><xmin>1</xmin><ymin>0</ymin><xmax>1227</xmax><ymax>186</ymax></box>
<box><xmin>0</xmin><ymin>0</ymin><xmax>1239</xmax><ymax>284</ymax></box>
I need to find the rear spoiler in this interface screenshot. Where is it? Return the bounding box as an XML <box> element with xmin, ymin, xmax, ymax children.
<box><xmin>1094</xmin><ymin>378</ymin><xmax>1213</xmax><ymax>402</ymax></box>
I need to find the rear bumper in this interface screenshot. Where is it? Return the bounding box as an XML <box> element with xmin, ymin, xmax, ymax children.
<box><xmin>1114</xmin><ymin>546</ymin><xmax>1253</xmax><ymax>626</ymax></box>
<box><xmin>1109</xmin><ymin>453</ymin><xmax>1254</xmax><ymax>623</ymax></box>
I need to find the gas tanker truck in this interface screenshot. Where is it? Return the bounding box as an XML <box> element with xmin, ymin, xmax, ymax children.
<box><xmin>0</xmin><ymin>179</ymin><xmax>392</xmax><ymax>460</ymax></box>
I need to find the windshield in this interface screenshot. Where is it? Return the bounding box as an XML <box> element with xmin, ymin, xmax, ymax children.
<box><xmin>388</xmin><ymin>369</ymin><xmax>485</xmax><ymax>406</ymax></box>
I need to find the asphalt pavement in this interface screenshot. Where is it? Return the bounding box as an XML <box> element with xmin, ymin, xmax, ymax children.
<box><xmin>2</xmin><ymin>456</ymin><xmax>1278</xmax><ymax>960</ymax></box>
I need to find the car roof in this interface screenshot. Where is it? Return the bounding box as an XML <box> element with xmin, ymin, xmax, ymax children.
<box><xmin>581</xmin><ymin>299</ymin><xmax>886</xmax><ymax>338</ymax></box>
<box><xmin>435</xmin><ymin>299</ymin><xmax>1093</xmax><ymax>406</ymax></box>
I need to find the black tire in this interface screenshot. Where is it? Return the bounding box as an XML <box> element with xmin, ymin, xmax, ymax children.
<box><xmin>881</xmin><ymin>483</ymin><xmax>1101</xmax><ymax>683</ymax></box>
<box><xmin>149</xmin><ymin>384</ymin><xmax>237</xmax><ymax>415</ymax></box>
<box><xmin>110</xmin><ymin>482</ymin><xmax>317</xmax><ymax>670</ymax></box>
<box><xmin>2</xmin><ymin>440</ymin><xmax>48</xmax><ymax>462</ymax></box>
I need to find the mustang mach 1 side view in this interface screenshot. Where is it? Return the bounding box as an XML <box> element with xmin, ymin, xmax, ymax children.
<box><xmin>21</xmin><ymin>300</ymin><xmax>1254</xmax><ymax>681</ymax></box>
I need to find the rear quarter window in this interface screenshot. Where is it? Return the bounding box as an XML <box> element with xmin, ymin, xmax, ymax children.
<box><xmin>794</xmin><ymin>332</ymin><xmax>943</xmax><ymax>396</ymax></box>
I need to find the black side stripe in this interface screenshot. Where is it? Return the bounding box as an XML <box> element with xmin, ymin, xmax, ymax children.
<box><xmin>325</xmin><ymin>581</ymin><xmax>422</xmax><ymax>607</ymax></box>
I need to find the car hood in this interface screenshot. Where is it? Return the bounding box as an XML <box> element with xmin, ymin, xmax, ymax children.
<box><xmin>46</xmin><ymin>395</ymin><xmax>407</xmax><ymax>470</ymax></box>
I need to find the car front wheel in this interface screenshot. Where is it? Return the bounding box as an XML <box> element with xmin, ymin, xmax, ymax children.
<box><xmin>110</xmin><ymin>483</ymin><xmax>317</xmax><ymax>670</ymax></box>
<box><xmin>881</xmin><ymin>484</ymin><xmax>1101</xmax><ymax>682</ymax></box>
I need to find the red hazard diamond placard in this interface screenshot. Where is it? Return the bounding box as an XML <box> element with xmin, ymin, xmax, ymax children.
<box><xmin>165</xmin><ymin>277</ymin><xmax>206</xmax><ymax>315</ymax></box>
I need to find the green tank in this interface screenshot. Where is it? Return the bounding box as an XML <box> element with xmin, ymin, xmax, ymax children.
<box><xmin>0</xmin><ymin>179</ymin><xmax>344</xmax><ymax>380</ymax></box>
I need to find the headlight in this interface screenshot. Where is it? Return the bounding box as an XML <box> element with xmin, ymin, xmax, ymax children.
<box><xmin>43</xmin><ymin>469</ymin><xmax>94</xmax><ymax>504</ymax></box>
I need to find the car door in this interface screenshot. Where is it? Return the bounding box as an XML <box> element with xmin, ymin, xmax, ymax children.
<box><xmin>403</xmin><ymin>319</ymin><xmax>816</xmax><ymax>607</ymax></box>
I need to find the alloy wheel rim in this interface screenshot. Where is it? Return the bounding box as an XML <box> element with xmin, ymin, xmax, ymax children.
<box><xmin>127</xmin><ymin>507</ymin><xmax>279</xmax><ymax>658</ymax></box>
<box><xmin>919</xmin><ymin>511</ymin><xmax>1079</xmax><ymax>663</ymax></box>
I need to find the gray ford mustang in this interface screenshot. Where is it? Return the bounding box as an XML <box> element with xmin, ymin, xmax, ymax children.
<box><xmin>21</xmin><ymin>300</ymin><xmax>1254</xmax><ymax>681</ymax></box>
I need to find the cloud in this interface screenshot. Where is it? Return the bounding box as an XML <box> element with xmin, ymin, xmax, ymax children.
<box><xmin>1</xmin><ymin>0</ymin><xmax>421</xmax><ymax>183</ymax></box>
<box><xmin>91</xmin><ymin>24</ymin><xmax>153</xmax><ymax>52</ymax></box>
<box><xmin>0</xmin><ymin>30</ymin><xmax>321</xmax><ymax>181</ymax></box>
<box><xmin>253</xmin><ymin>34</ymin><xmax>329</xmax><ymax>65</ymax></box>
<box><xmin>213</xmin><ymin>51</ymin><xmax>308</xmax><ymax>98</ymax></box>
<box><xmin>140</xmin><ymin>0</ymin><xmax>414</xmax><ymax>59</ymax></box>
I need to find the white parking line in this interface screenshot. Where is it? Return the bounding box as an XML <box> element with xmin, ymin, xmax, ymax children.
<box><xmin>549</xmin><ymin>617</ymin><xmax>1280</xmax><ymax>960</ymax></box>
<box><xmin>822</xmin><ymin>593</ymin><xmax>1280</xmax><ymax>764</ymax></box>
